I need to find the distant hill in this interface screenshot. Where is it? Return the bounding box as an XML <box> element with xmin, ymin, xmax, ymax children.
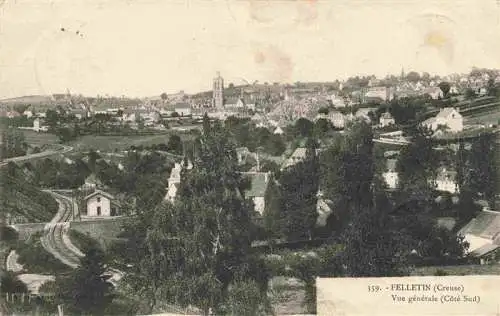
<box><xmin>0</xmin><ymin>95</ymin><xmax>54</xmax><ymax>105</ymax></box>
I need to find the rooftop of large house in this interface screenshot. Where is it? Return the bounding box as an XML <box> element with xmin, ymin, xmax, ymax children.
<box><xmin>458</xmin><ymin>210</ymin><xmax>500</xmax><ymax>257</ymax></box>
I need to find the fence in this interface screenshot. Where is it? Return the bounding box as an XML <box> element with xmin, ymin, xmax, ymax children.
<box><xmin>1</xmin><ymin>292</ymin><xmax>55</xmax><ymax>304</ymax></box>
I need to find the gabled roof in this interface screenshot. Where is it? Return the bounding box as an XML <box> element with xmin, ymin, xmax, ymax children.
<box><xmin>84</xmin><ymin>173</ymin><xmax>102</xmax><ymax>185</ymax></box>
<box><xmin>380</xmin><ymin>111</ymin><xmax>393</xmax><ymax>119</ymax></box>
<box><xmin>83</xmin><ymin>189</ymin><xmax>115</xmax><ymax>201</ymax></box>
<box><xmin>459</xmin><ymin>211</ymin><xmax>500</xmax><ymax>242</ymax></box>
<box><xmin>436</xmin><ymin>107</ymin><xmax>461</xmax><ymax>119</ymax></box>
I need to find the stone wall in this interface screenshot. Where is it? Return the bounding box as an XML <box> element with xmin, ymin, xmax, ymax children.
<box><xmin>69</xmin><ymin>217</ymin><xmax>126</xmax><ymax>251</ymax></box>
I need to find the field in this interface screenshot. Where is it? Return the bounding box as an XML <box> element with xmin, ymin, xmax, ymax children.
<box><xmin>22</xmin><ymin>130</ymin><xmax>59</xmax><ymax>146</ymax></box>
<box><xmin>21</xmin><ymin>130</ymin><xmax>195</xmax><ymax>152</ymax></box>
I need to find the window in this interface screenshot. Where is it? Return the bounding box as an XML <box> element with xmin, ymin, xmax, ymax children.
<box><xmin>97</xmin><ymin>206</ymin><xmax>101</xmax><ymax>216</ymax></box>
<box><xmin>97</xmin><ymin>197</ymin><xmax>101</xmax><ymax>202</ymax></box>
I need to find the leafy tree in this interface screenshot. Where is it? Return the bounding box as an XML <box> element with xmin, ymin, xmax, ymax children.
<box><xmin>397</xmin><ymin>126</ymin><xmax>437</xmax><ymax>198</ymax></box>
<box><xmin>166</xmin><ymin>134</ymin><xmax>183</xmax><ymax>155</ymax></box>
<box><xmin>280</xmin><ymin>138</ymin><xmax>319</xmax><ymax>240</ymax></box>
<box><xmin>263</xmin><ymin>178</ymin><xmax>284</xmax><ymax>240</ymax></box>
<box><xmin>406</xmin><ymin>71</ymin><xmax>421</xmax><ymax>82</ymax></box>
<box><xmin>55</xmin><ymin>246</ymin><xmax>114</xmax><ymax>315</ymax></box>
<box><xmin>314</xmin><ymin>118</ymin><xmax>332</xmax><ymax>139</ymax></box>
<box><xmin>294</xmin><ymin>118</ymin><xmax>314</xmax><ymax>138</ymax></box>
<box><xmin>120</xmin><ymin>120</ymin><xmax>269</xmax><ymax>315</ymax></box>
<box><xmin>0</xmin><ymin>271</ymin><xmax>28</xmax><ymax>293</ymax></box>
<box><xmin>464</xmin><ymin>88</ymin><xmax>476</xmax><ymax>99</ymax></box>
<box><xmin>438</xmin><ymin>82</ymin><xmax>451</xmax><ymax>97</ymax></box>
<box><xmin>171</xmin><ymin>111</ymin><xmax>179</xmax><ymax>118</ymax></box>
<box><xmin>160</xmin><ymin>92</ymin><xmax>168</xmax><ymax>100</ymax></box>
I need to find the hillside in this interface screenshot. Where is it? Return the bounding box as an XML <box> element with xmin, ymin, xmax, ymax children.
<box><xmin>0</xmin><ymin>95</ymin><xmax>54</xmax><ymax>105</ymax></box>
<box><xmin>0</xmin><ymin>168</ymin><xmax>57</xmax><ymax>223</ymax></box>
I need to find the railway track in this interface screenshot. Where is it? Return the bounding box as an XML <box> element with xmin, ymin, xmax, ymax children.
<box><xmin>40</xmin><ymin>192</ymin><xmax>82</xmax><ymax>268</ymax></box>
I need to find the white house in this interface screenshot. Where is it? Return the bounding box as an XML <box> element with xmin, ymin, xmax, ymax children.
<box><xmin>23</xmin><ymin>110</ymin><xmax>33</xmax><ymax>118</ymax></box>
<box><xmin>382</xmin><ymin>159</ymin><xmax>399</xmax><ymax>190</ymax></box>
<box><xmin>379</xmin><ymin>111</ymin><xmax>395</xmax><ymax>127</ymax></box>
<box><xmin>328</xmin><ymin>111</ymin><xmax>346</xmax><ymax>129</ymax></box>
<box><xmin>433</xmin><ymin>167</ymin><xmax>459</xmax><ymax>194</ymax></box>
<box><xmin>165</xmin><ymin>160</ymin><xmax>193</xmax><ymax>202</ymax></box>
<box><xmin>422</xmin><ymin>107</ymin><xmax>463</xmax><ymax>133</ymax></box>
<box><xmin>80</xmin><ymin>173</ymin><xmax>103</xmax><ymax>191</ymax></box>
<box><xmin>242</xmin><ymin>172</ymin><xmax>270</xmax><ymax>215</ymax></box>
<box><xmin>273</xmin><ymin>126</ymin><xmax>284</xmax><ymax>135</ymax></box>
<box><xmin>458</xmin><ymin>210</ymin><xmax>500</xmax><ymax>264</ymax></box>
<box><xmin>83</xmin><ymin>190</ymin><xmax>118</xmax><ymax>217</ymax></box>
<box><xmin>165</xmin><ymin>163</ymin><xmax>182</xmax><ymax>202</ymax></box>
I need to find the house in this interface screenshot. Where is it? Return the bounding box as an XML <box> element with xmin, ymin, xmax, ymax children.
<box><xmin>83</xmin><ymin>190</ymin><xmax>119</xmax><ymax>217</ymax></box>
<box><xmin>165</xmin><ymin>160</ymin><xmax>193</xmax><ymax>202</ymax></box>
<box><xmin>421</xmin><ymin>107</ymin><xmax>463</xmax><ymax>133</ymax></box>
<box><xmin>242</xmin><ymin>172</ymin><xmax>270</xmax><ymax>215</ymax></box>
<box><xmin>433</xmin><ymin>167</ymin><xmax>459</xmax><ymax>194</ymax></box>
<box><xmin>423</xmin><ymin>87</ymin><xmax>444</xmax><ymax>100</ymax></box>
<box><xmin>379</xmin><ymin>111</ymin><xmax>395</xmax><ymax>127</ymax></box>
<box><xmin>281</xmin><ymin>147</ymin><xmax>322</xmax><ymax>170</ymax></box>
<box><xmin>457</xmin><ymin>210</ymin><xmax>500</xmax><ymax>264</ymax></box>
<box><xmin>80</xmin><ymin>173</ymin><xmax>104</xmax><ymax>190</ymax></box>
<box><xmin>174</xmin><ymin>103</ymin><xmax>192</xmax><ymax>116</ymax></box>
<box><xmin>32</xmin><ymin>118</ymin><xmax>48</xmax><ymax>132</ymax></box>
<box><xmin>364</xmin><ymin>86</ymin><xmax>394</xmax><ymax>102</ymax></box>
<box><xmin>328</xmin><ymin>111</ymin><xmax>346</xmax><ymax>129</ymax></box>
<box><xmin>23</xmin><ymin>109</ymin><xmax>33</xmax><ymax>118</ymax></box>
<box><xmin>382</xmin><ymin>159</ymin><xmax>399</xmax><ymax>190</ymax></box>
<box><xmin>165</xmin><ymin>163</ymin><xmax>182</xmax><ymax>202</ymax></box>
<box><xmin>355</xmin><ymin>108</ymin><xmax>376</xmax><ymax>123</ymax></box>
<box><xmin>273</xmin><ymin>126</ymin><xmax>284</xmax><ymax>135</ymax></box>
<box><xmin>282</xmin><ymin>147</ymin><xmax>307</xmax><ymax>169</ymax></box>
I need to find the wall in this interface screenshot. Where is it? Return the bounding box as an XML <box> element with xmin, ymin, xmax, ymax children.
<box><xmin>69</xmin><ymin>218</ymin><xmax>126</xmax><ymax>251</ymax></box>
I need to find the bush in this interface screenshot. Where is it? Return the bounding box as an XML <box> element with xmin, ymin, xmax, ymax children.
<box><xmin>16</xmin><ymin>233</ymin><xmax>70</xmax><ymax>274</ymax></box>
<box><xmin>0</xmin><ymin>271</ymin><xmax>27</xmax><ymax>293</ymax></box>
<box><xmin>69</xmin><ymin>230</ymin><xmax>102</xmax><ymax>254</ymax></box>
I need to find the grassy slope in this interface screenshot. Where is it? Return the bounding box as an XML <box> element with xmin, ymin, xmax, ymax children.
<box><xmin>3</xmin><ymin>176</ymin><xmax>58</xmax><ymax>223</ymax></box>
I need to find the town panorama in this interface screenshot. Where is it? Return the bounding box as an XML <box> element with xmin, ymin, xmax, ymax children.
<box><xmin>1</xmin><ymin>68</ymin><xmax>499</xmax><ymax>315</ymax></box>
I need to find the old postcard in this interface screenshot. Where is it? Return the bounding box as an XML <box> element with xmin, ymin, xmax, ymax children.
<box><xmin>0</xmin><ymin>0</ymin><xmax>499</xmax><ymax>315</ymax></box>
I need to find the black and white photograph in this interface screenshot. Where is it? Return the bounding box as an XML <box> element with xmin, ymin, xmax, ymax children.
<box><xmin>0</xmin><ymin>0</ymin><xmax>499</xmax><ymax>315</ymax></box>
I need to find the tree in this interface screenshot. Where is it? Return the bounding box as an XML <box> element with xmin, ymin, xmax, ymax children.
<box><xmin>166</xmin><ymin>134</ymin><xmax>183</xmax><ymax>155</ymax></box>
<box><xmin>263</xmin><ymin>178</ymin><xmax>284</xmax><ymax>240</ymax></box>
<box><xmin>397</xmin><ymin>126</ymin><xmax>437</xmax><ymax>198</ymax></box>
<box><xmin>464</xmin><ymin>88</ymin><xmax>476</xmax><ymax>99</ymax></box>
<box><xmin>160</xmin><ymin>92</ymin><xmax>168</xmax><ymax>100</ymax></box>
<box><xmin>55</xmin><ymin>246</ymin><xmax>114</xmax><ymax>315</ymax></box>
<box><xmin>406</xmin><ymin>71</ymin><xmax>421</xmax><ymax>82</ymax></box>
<box><xmin>294</xmin><ymin>118</ymin><xmax>314</xmax><ymax>138</ymax></box>
<box><xmin>121</xmin><ymin>120</ymin><xmax>269</xmax><ymax>315</ymax></box>
<box><xmin>438</xmin><ymin>82</ymin><xmax>451</xmax><ymax>97</ymax></box>
<box><xmin>171</xmin><ymin>111</ymin><xmax>179</xmax><ymax>118</ymax></box>
<box><xmin>314</xmin><ymin>118</ymin><xmax>332</xmax><ymax>139</ymax></box>
<box><xmin>280</xmin><ymin>138</ymin><xmax>319</xmax><ymax>240</ymax></box>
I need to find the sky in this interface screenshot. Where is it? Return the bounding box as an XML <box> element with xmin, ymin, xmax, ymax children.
<box><xmin>0</xmin><ymin>0</ymin><xmax>500</xmax><ymax>99</ymax></box>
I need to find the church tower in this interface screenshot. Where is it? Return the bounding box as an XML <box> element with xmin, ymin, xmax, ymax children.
<box><xmin>213</xmin><ymin>71</ymin><xmax>224</xmax><ymax>108</ymax></box>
